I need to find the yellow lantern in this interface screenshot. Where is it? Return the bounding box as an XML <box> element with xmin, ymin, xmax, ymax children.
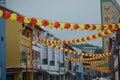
<box><xmin>0</xmin><ymin>10</ymin><xmax>3</xmax><ymax>17</ymax></box>
<box><xmin>24</xmin><ymin>16</ymin><xmax>31</xmax><ymax>24</ymax></box>
<box><xmin>10</xmin><ymin>13</ymin><xmax>17</xmax><ymax>21</ymax></box>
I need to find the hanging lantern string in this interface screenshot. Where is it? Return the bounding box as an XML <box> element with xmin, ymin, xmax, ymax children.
<box><xmin>65</xmin><ymin>57</ymin><xmax>109</xmax><ymax>66</ymax></box>
<box><xmin>0</xmin><ymin>9</ymin><xmax>120</xmax><ymax>31</ymax></box>
<box><xmin>38</xmin><ymin>29</ymin><xmax>115</xmax><ymax>44</ymax></box>
<box><xmin>83</xmin><ymin>66</ymin><xmax>111</xmax><ymax>73</ymax></box>
<box><xmin>38</xmin><ymin>37</ymin><xmax>112</xmax><ymax>58</ymax></box>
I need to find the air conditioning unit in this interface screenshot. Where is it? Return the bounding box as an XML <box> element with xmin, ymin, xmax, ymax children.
<box><xmin>65</xmin><ymin>68</ymin><xmax>68</xmax><ymax>72</ymax></box>
<box><xmin>69</xmin><ymin>70</ymin><xmax>72</xmax><ymax>72</ymax></box>
<box><xmin>37</xmin><ymin>64</ymin><xmax>41</xmax><ymax>69</ymax></box>
<box><xmin>60</xmin><ymin>68</ymin><xmax>64</xmax><ymax>71</ymax></box>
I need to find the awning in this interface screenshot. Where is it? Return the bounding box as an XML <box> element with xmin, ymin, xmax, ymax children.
<box><xmin>7</xmin><ymin>68</ymin><xmax>23</xmax><ymax>74</ymax></box>
<box><xmin>22</xmin><ymin>68</ymin><xmax>38</xmax><ymax>72</ymax></box>
<box><xmin>59</xmin><ymin>72</ymin><xmax>65</xmax><ymax>75</ymax></box>
<box><xmin>47</xmin><ymin>71</ymin><xmax>59</xmax><ymax>75</ymax></box>
<box><xmin>37</xmin><ymin>70</ymin><xmax>48</xmax><ymax>74</ymax></box>
<box><xmin>65</xmin><ymin>72</ymin><xmax>76</xmax><ymax>76</ymax></box>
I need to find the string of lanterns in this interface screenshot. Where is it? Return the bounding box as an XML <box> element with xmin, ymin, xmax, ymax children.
<box><xmin>0</xmin><ymin>9</ymin><xmax>120</xmax><ymax>31</ymax></box>
<box><xmin>90</xmin><ymin>60</ymin><xmax>109</xmax><ymax>66</ymax></box>
<box><xmin>65</xmin><ymin>57</ymin><xmax>109</xmax><ymax>66</ymax></box>
<box><xmin>83</xmin><ymin>66</ymin><xmax>111</xmax><ymax>73</ymax></box>
<box><xmin>38</xmin><ymin>29</ymin><xmax>115</xmax><ymax>44</ymax></box>
<box><xmin>0</xmin><ymin>7</ymin><xmax>112</xmax><ymax>73</ymax></box>
<box><xmin>38</xmin><ymin>38</ymin><xmax>112</xmax><ymax>58</ymax></box>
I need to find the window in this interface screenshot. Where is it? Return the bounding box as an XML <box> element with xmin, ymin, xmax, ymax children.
<box><xmin>21</xmin><ymin>24</ymin><xmax>32</xmax><ymax>38</ymax></box>
<box><xmin>42</xmin><ymin>45</ymin><xmax>48</xmax><ymax>59</ymax></box>
<box><xmin>32</xmin><ymin>50</ymin><xmax>35</xmax><ymax>60</ymax></box>
<box><xmin>69</xmin><ymin>61</ymin><xmax>72</xmax><ymax>70</ymax></box>
<box><xmin>50</xmin><ymin>75</ymin><xmax>54</xmax><ymax>80</ymax></box>
<box><xmin>65</xmin><ymin>52</ymin><xmax>68</xmax><ymax>56</ymax></box>
<box><xmin>42</xmin><ymin>59</ymin><xmax>48</xmax><ymax>65</ymax></box>
<box><xmin>1</xmin><ymin>36</ymin><xmax>4</xmax><ymax>41</ymax></box>
<box><xmin>32</xmin><ymin>50</ymin><xmax>40</xmax><ymax>60</ymax></box>
<box><xmin>50</xmin><ymin>61</ymin><xmax>55</xmax><ymax>66</ymax></box>
<box><xmin>59</xmin><ymin>63</ymin><xmax>64</xmax><ymax>67</ymax></box>
<box><xmin>37</xmin><ymin>52</ymin><xmax>40</xmax><ymax>59</ymax></box>
<box><xmin>2</xmin><ymin>2</ymin><xmax>5</xmax><ymax>4</ymax></box>
<box><xmin>21</xmin><ymin>50</ymin><xmax>27</xmax><ymax>63</ymax></box>
<box><xmin>37</xmin><ymin>32</ymin><xmax>39</xmax><ymax>38</ymax></box>
<box><xmin>26</xmin><ymin>31</ymin><xmax>30</xmax><ymax>38</ymax></box>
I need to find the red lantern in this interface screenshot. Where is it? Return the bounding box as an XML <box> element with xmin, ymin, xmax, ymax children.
<box><xmin>54</xmin><ymin>22</ymin><xmax>60</xmax><ymax>28</ymax></box>
<box><xmin>52</xmin><ymin>41</ymin><xmax>55</xmax><ymax>44</ymax></box>
<box><xmin>104</xmin><ymin>31</ymin><xmax>108</xmax><ymax>35</ymax></box>
<box><xmin>42</xmin><ymin>20</ymin><xmax>49</xmax><ymax>26</ymax></box>
<box><xmin>98</xmin><ymin>33</ymin><xmax>102</xmax><ymax>37</ymax></box>
<box><xmin>85</xmin><ymin>24</ymin><xmax>90</xmax><ymax>29</ymax></box>
<box><xmin>68</xmin><ymin>40</ymin><xmax>71</xmax><ymax>44</ymax></box>
<box><xmin>92</xmin><ymin>35</ymin><xmax>96</xmax><ymax>39</ymax></box>
<box><xmin>74</xmin><ymin>24</ymin><xmax>79</xmax><ymax>30</ymax></box>
<box><xmin>110</xmin><ymin>29</ymin><xmax>115</xmax><ymax>33</ymax></box>
<box><xmin>65</xmin><ymin>23</ymin><xmax>70</xmax><ymax>29</ymax></box>
<box><xmin>92</xmin><ymin>24</ymin><xmax>96</xmax><ymax>30</ymax></box>
<box><xmin>3</xmin><ymin>11</ymin><xmax>10</xmax><ymax>19</ymax></box>
<box><xmin>30</xmin><ymin>18</ymin><xmax>37</xmax><ymax>25</ymax></box>
<box><xmin>101</xmin><ymin>24</ymin><xmax>104</xmax><ymax>30</ymax></box>
<box><xmin>72</xmin><ymin>40</ymin><xmax>75</xmax><ymax>43</ymax></box>
<box><xmin>115</xmin><ymin>24</ymin><xmax>118</xmax><ymax>28</ymax></box>
<box><xmin>63</xmin><ymin>40</ymin><xmax>66</xmax><ymax>44</ymax></box>
<box><xmin>81</xmin><ymin>38</ymin><xmax>85</xmax><ymax>42</ymax></box>
<box><xmin>58</xmin><ymin>46</ymin><xmax>61</xmax><ymax>50</ymax></box>
<box><xmin>17</xmin><ymin>15</ymin><xmax>24</xmax><ymax>22</ymax></box>
<box><xmin>108</xmin><ymin>24</ymin><xmax>112</xmax><ymax>29</ymax></box>
<box><xmin>47</xmin><ymin>40</ymin><xmax>51</xmax><ymax>44</ymax></box>
<box><xmin>86</xmin><ymin>36</ymin><xmax>90</xmax><ymax>40</ymax></box>
<box><xmin>76</xmin><ymin>39</ymin><xmax>80</xmax><ymax>42</ymax></box>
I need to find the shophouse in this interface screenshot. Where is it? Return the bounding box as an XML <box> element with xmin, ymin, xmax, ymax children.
<box><xmin>0</xmin><ymin>6</ymin><xmax>34</xmax><ymax>80</ymax></box>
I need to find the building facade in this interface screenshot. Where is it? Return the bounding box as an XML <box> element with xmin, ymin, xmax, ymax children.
<box><xmin>82</xmin><ymin>47</ymin><xmax>97</xmax><ymax>80</ymax></box>
<box><xmin>6</xmin><ymin>18</ymin><xmax>34</xmax><ymax>80</ymax></box>
<box><xmin>101</xmin><ymin>0</ymin><xmax>120</xmax><ymax>79</ymax></box>
<box><xmin>0</xmin><ymin>6</ymin><xmax>34</xmax><ymax>80</ymax></box>
<box><xmin>0</xmin><ymin>5</ymin><xmax>85</xmax><ymax>80</ymax></box>
<box><xmin>72</xmin><ymin>47</ymin><xmax>84</xmax><ymax>80</ymax></box>
<box><xmin>0</xmin><ymin>0</ymin><xmax>6</xmax><ymax>7</ymax></box>
<box><xmin>0</xmin><ymin>17</ymin><xmax>6</xmax><ymax>80</ymax></box>
<box><xmin>39</xmin><ymin>30</ymin><xmax>65</xmax><ymax>80</ymax></box>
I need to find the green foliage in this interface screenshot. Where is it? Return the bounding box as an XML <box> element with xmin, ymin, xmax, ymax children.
<box><xmin>71</xmin><ymin>43</ymin><xmax>103</xmax><ymax>54</ymax></box>
<box><xmin>94</xmin><ymin>48</ymin><xmax>103</xmax><ymax>54</ymax></box>
<box><xmin>21</xmin><ymin>51</ymin><xmax>27</xmax><ymax>59</ymax></box>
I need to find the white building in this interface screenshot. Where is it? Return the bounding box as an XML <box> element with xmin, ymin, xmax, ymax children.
<box><xmin>82</xmin><ymin>47</ymin><xmax>96</xmax><ymax>54</ymax></box>
<box><xmin>32</xmin><ymin>25</ymin><xmax>78</xmax><ymax>80</ymax></box>
<box><xmin>72</xmin><ymin>47</ymin><xmax>84</xmax><ymax>80</ymax></box>
<box><xmin>82</xmin><ymin>46</ymin><xmax>97</xmax><ymax>79</ymax></box>
<box><xmin>0</xmin><ymin>0</ymin><xmax>6</xmax><ymax>7</ymax></box>
<box><xmin>32</xmin><ymin>27</ymin><xmax>66</xmax><ymax>80</ymax></box>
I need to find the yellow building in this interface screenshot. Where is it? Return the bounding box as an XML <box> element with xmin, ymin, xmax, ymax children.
<box><xmin>3</xmin><ymin>8</ymin><xmax>34</xmax><ymax>80</ymax></box>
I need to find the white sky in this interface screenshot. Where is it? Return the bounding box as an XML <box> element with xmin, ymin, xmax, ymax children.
<box><xmin>6</xmin><ymin>0</ymin><xmax>120</xmax><ymax>47</ymax></box>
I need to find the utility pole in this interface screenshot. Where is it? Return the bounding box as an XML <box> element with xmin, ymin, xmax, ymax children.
<box><xmin>115</xmin><ymin>29</ymin><xmax>120</xmax><ymax>80</ymax></box>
